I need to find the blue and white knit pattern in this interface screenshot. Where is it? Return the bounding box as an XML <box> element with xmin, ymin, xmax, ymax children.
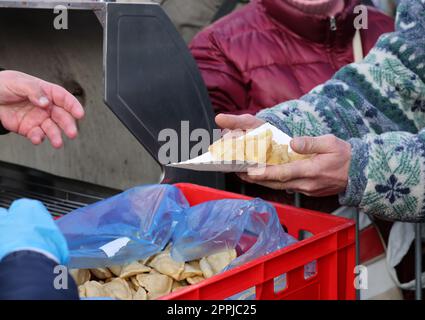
<box><xmin>257</xmin><ymin>0</ymin><xmax>425</xmax><ymax>222</ymax></box>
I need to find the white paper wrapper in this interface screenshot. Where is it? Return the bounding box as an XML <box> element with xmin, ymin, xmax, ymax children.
<box><xmin>166</xmin><ymin>123</ymin><xmax>292</xmax><ymax>172</ymax></box>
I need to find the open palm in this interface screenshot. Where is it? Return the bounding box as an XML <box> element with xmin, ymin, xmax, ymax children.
<box><xmin>0</xmin><ymin>71</ymin><xmax>84</xmax><ymax>148</ymax></box>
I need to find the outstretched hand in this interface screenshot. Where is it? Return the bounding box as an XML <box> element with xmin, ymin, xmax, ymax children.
<box><xmin>239</xmin><ymin>135</ymin><xmax>352</xmax><ymax>197</ymax></box>
<box><xmin>0</xmin><ymin>70</ymin><xmax>85</xmax><ymax>148</ymax></box>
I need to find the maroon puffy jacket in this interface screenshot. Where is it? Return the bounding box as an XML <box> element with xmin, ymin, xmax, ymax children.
<box><xmin>190</xmin><ymin>0</ymin><xmax>394</xmax><ymax>115</ymax></box>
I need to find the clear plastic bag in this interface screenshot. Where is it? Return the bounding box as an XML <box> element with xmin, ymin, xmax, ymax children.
<box><xmin>171</xmin><ymin>198</ymin><xmax>297</xmax><ymax>270</ymax></box>
<box><xmin>57</xmin><ymin>185</ymin><xmax>189</xmax><ymax>269</ymax></box>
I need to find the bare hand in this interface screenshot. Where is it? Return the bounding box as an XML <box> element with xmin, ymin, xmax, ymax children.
<box><xmin>238</xmin><ymin>135</ymin><xmax>352</xmax><ymax>197</ymax></box>
<box><xmin>0</xmin><ymin>70</ymin><xmax>85</xmax><ymax>148</ymax></box>
<box><xmin>215</xmin><ymin>113</ymin><xmax>265</xmax><ymax>133</ymax></box>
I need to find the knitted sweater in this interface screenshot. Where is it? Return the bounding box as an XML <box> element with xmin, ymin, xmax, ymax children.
<box><xmin>257</xmin><ymin>0</ymin><xmax>425</xmax><ymax>222</ymax></box>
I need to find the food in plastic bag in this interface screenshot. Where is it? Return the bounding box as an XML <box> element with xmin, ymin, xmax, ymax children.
<box><xmin>69</xmin><ymin>269</ymin><xmax>91</xmax><ymax>286</ymax></box>
<box><xmin>186</xmin><ymin>276</ymin><xmax>205</xmax><ymax>285</ymax></box>
<box><xmin>179</xmin><ymin>261</ymin><xmax>203</xmax><ymax>280</ymax></box>
<box><xmin>103</xmin><ymin>278</ymin><xmax>133</xmax><ymax>300</ymax></box>
<box><xmin>199</xmin><ymin>249</ymin><xmax>237</xmax><ymax>279</ymax></box>
<box><xmin>119</xmin><ymin>262</ymin><xmax>151</xmax><ymax>279</ymax></box>
<box><xmin>57</xmin><ymin>185</ymin><xmax>189</xmax><ymax>268</ymax></box>
<box><xmin>73</xmin><ymin>247</ymin><xmax>237</xmax><ymax>300</ymax></box>
<box><xmin>90</xmin><ymin>268</ymin><xmax>112</xmax><ymax>280</ymax></box>
<box><xmin>133</xmin><ymin>287</ymin><xmax>147</xmax><ymax>300</ymax></box>
<box><xmin>171</xmin><ymin>198</ymin><xmax>297</xmax><ymax>270</ymax></box>
<box><xmin>148</xmin><ymin>249</ymin><xmax>185</xmax><ymax>281</ymax></box>
<box><xmin>79</xmin><ymin>281</ymin><xmax>106</xmax><ymax>298</ymax></box>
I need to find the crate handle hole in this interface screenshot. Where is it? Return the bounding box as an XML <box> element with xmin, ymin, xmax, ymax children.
<box><xmin>273</xmin><ymin>273</ymin><xmax>287</xmax><ymax>294</ymax></box>
<box><xmin>304</xmin><ymin>260</ymin><xmax>318</xmax><ymax>280</ymax></box>
<box><xmin>298</xmin><ymin>229</ymin><xmax>314</xmax><ymax>241</ymax></box>
<box><xmin>225</xmin><ymin>287</ymin><xmax>256</xmax><ymax>300</ymax></box>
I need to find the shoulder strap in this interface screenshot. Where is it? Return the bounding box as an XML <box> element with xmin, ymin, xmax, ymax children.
<box><xmin>212</xmin><ymin>0</ymin><xmax>243</xmax><ymax>22</ymax></box>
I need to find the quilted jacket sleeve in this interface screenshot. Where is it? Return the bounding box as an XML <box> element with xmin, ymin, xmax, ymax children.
<box><xmin>190</xmin><ymin>30</ymin><xmax>250</xmax><ymax>115</ymax></box>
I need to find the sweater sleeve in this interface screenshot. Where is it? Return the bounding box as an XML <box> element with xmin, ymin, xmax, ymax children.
<box><xmin>258</xmin><ymin>0</ymin><xmax>425</xmax><ymax>222</ymax></box>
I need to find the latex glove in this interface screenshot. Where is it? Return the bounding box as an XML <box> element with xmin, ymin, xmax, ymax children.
<box><xmin>0</xmin><ymin>199</ymin><xmax>69</xmax><ymax>265</ymax></box>
<box><xmin>0</xmin><ymin>70</ymin><xmax>85</xmax><ymax>148</ymax></box>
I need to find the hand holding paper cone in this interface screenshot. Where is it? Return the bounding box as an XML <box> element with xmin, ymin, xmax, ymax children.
<box><xmin>238</xmin><ymin>135</ymin><xmax>351</xmax><ymax>197</ymax></box>
<box><xmin>209</xmin><ymin>128</ymin><xmax>310</xmax><ymax>165</ymax></box>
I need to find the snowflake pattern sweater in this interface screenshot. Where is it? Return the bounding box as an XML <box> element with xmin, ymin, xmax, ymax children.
<box><xmin>257</xmin><ymin>0</ymin><xmax>425</xmax><ymax>222</ymax></box>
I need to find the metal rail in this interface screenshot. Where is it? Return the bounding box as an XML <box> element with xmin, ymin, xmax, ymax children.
<box><xmin>355</xmin><ymin>209</ymin><xmax>360</xmax><ymax>300</ymax></box>
<box><xmin>0</xmin><ymin>0</ymin><xmax>151</xmax><ymax>10</ymax></box>
<box><xmin>415</xmin><ymin>223</ymin><xmax>423</xmax><ymax>300</ymax></box>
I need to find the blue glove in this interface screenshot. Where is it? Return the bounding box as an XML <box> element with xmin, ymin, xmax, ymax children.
<box><xmin>0</xmin><ymin>199</ymin><xmax>69</xmax><ymax>265</ymax></box>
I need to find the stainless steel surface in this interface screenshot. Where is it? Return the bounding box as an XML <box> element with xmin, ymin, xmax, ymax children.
<box><xmin>415</xmin><ymin>223</ymin><xmax>423</xmax><ymax>300</ymax></box>
<box><xmin>0</xmin><ymin>0</ymin><xmax>153</xmax><ymax>10</ymax></box>
<box><xmin>0</xmin><ymin>0</ymin><xmax>107</xmax><ymax>10</ymax></box>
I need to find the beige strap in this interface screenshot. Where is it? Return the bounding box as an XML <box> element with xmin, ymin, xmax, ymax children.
<box><xmin>352</xmin><ymin>29</ymin><xmax>364</xmax><ymax>63</ymax></box>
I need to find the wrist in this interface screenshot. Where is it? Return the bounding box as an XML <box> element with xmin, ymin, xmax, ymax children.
<box><xmin>256</xmin><ymin>110</ymin><xmax>293</xmax><ymax>137</ymax></box>
<box><xmin>339</xmin><ymin>138</ymin><xmax>369</xmax><ymax>207</ymax></box>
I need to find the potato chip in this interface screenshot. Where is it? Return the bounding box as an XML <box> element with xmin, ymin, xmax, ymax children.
<box><xmin>69</xmin><ymin>269</ymin><xmax>91</xmax><ymax>286</ymax></box>
<box><xmin>244</xmin><ymin>129</ymin><xmax>272</xmax><ymax>164</ymax></box>
<box><xmin>90</xmin><ymin>268</ymin><xmax>112</xmax><ymax>280</ymax></box>
<box><xmin>267</xmin><ymin>142</ymin><xmax>290</xmax><ymax>165</ymax></box>
<box><xmin>200</xmin><ymin>249</ymin><xmax>237</xmax><ymax>278</ymax></box>
<box><xmin>209</xmin><ymin>135</ymin><xmax>245</xmax><ymax>162</ymax></box>
<box><xmin>78</xmin><ymin>285</ymin><xmax>86</xmax><ymax>298</ymax></box>
<box><xmin>171</xmin><ymin>281</ymin><xmax>187</xmax><ymax>292</ymax></box>
<box><xmin>83</xmin><ymin>281</ymin><xmax>106</xmax><ymax>297</ymax></box>
<box><xmin>119</xmin><ymin>262</ymin><xmax>151</xmax><ymax>279</ymax></box>
<box><xmin>135</xmin><ymin>273</ymin><xmax>173</xmax><ymax>295</ymax></box>
<box><xmin>103</xmin><ymin>278</ymin><xmax>132</xmax><ymax>300</ymax></box>
<box><xmin>147</xmin><ymin>291</ymin><xmax>166</xmax><ymax>300</ymax></box>
<box><xmin>178</xmin><ymin>261</ymin><xmax>203</xmax><ymax>281</ymax></box>
<box><xmin>130</xmin><ymin>276</ymin><xmax>140</xmax><ymax>289</ymax></box>
<box><xmin>108</xmin><ymin>265</ymin><xmax>122</xmax><ymax>277</ymax></box>
<box><xmin>149</xmin><ymin>251</ymin><xmax>185</xmax><ymax>280</ymax></box>
<box><xmin>133</xmin><ymin>287</ymin><xmax>147</xmax><ymax>300</ymax></box>
<box><xmin>186</xmin><ymin>276</ymin><xmax>205</xmax><ymax>285</ymax></box>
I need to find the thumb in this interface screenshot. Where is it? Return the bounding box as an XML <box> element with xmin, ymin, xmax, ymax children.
<box><xmin>25</xmin><ymin>79</ymin><xmax>50</xmax><ymax>108</ymax></box>
<box><xmin>11</xmin><ymin>72</ymin><xmax>51</xmax><ymax>108</ymax></box>
<box><xmin>290</xmin><ymin>135</ymin><xmax>336</xmax><ymax>154</ymax></box>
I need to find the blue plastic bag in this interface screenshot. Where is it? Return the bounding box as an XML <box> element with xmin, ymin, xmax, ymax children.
<box><xmin>171</xmin><ymin>198</ymin><xmax>297</xmax><ymax>270</ymax></box>
<box><xmin>57</xmin><ymin>185</ymin><xmax>189</xmax><ymax>269</ymax></box>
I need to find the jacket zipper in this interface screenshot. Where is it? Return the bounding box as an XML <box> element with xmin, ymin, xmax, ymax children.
<box><xmin>330</xmin><ymin>16</ymin><xmax>337</xmax><ymax>31</ymax></box>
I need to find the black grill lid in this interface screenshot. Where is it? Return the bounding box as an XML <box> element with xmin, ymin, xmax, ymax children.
<box><xmin>104</xmin><ymin>3</ymin><xmax>224</xmax><ymax>189</ymax></box>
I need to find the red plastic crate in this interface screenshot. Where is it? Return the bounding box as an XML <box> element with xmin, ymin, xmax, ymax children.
<box><xmin>162</xmin><ymin>183</ymin><xmax>356</xmax><ymax>300</ymax></box>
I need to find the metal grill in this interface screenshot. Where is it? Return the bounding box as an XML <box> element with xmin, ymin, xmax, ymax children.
<box><xmin>0</xmin><ymin>161</ymin><xmax>117</xmax><ymax>218</ymax></box>
<box><xmin>0</xmin><ymin>186</ymin><xmax>101</xmax><ymax>217</ymax></box>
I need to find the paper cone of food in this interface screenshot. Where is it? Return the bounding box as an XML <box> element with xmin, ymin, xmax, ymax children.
<box><xmin>167</xmin><ymin>123</ymin><xmax>310</xmax><ymax>172</ymax></box>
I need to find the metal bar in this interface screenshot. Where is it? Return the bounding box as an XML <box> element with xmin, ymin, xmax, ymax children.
<box><xmin>0</xmin><ymin>0</ymin><xmax>106</xmax><ymax>10</ymax></box>
<box><xmin>294</xmin><ymin>193</ymin><xmax>301</xmax><ymax>208</ymax></box>
<box><xmin>0</xmin><ymin>0</ymin><xmax>153</xmax><ymax>10</ymax></box>
<box><xmin>415</xmin><ymin>223</ymin><xmax>422</xmax><ymax>300</ymax></box>
<box><xmin>355</xmin><ymin>208</ymin><xmax>360</xmax><ymax>300</ymax></box>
